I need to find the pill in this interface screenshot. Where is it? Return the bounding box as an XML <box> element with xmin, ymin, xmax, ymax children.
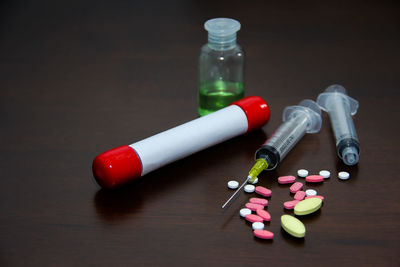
<box><xmin>278</xmin><ymin>175</ymin><xmax>296</xmax><ymax>184</ymax></box>
<box><xmin>305</xmin><ymin>189</ymin><xmax>317</xmax><ymax>196</ymax></box>
<box><xmin>305</xmin><ymin>195</ymin><xmax>325</xmax><ymax>202</ymax></box>
<box><xmin>319</xmin><ymin>170</ymin><xmax>330</xmax><ymax>178</ymax></box>
<box><xmin>252</xmin><ymin>222</ymin><xmax>265</xmax><ymax>230</ymax></box>
<box><xmin>249</xmin><ymin>198</ymin><xmax>268</xmax><ymax>206</ymax></box>
<box><xmin>245</xmin><ymin>202</ymin><xmax>264</xmax><ymax>211</ymax></box>
<box><xmin>290</xmin><ymin>182</ymin><xmax>303</xmax><ymax>193</ymax></box>
<box><xmin>283</xmin><ymin>200</ymin><xmax>300</xmax><ymax>210</ymax></box>
<box><xmin>338</xmin><ymin>171</ymin><xmax>350</xmax><ymax>180</ymax></box>
<box><xmin>248</xmin><ymin>177</ymin><xmax>259</xmax><ymax>184</ymax></box>
<box><xmin>281</xmin><ymin>215</ymin><xmax>305</xmax><ymax>238</ymax></box>
<box><xmin>256</xmin><ymin>209</ymin><xmax>271</xmax><ymax>221</ymax></box>
<box><xmin>255</xmin><ymin>186</ymin><xmax>272</xmax><ymax>197</ymax></box>
<box><xmin>294</xmin><ymin>190</ymin><xmax>306</xmax><ymax>200</ymax></box>
<box><xmin>244</xmin><ymin>184</ymin><xmax>255</xmax><ymax>193</ymax></box>
<box><xmin>294</xmin><ymin>198</ymin><xmax>322</xmax><ymax>216</ymax></box>
<box><xmin>253</xmin><ymin>229</ymin><xmax>274</xmax><ymax>240</ymax></box>
<box><xmin>297</xmin><ymin>169</ymin><xmax>309</xmax><ymax>177</ymax></box>
<box><xmin>227</xmin><ymin>180</ymin><xmax>239</xmax><ymax>189</ymax></box>
<box><xmin>245</xmin><ymin>214</ymin><xmax>264</xmax><ymax>223</ymax></box>
<box><xmin>239</xmin><ymin>208</ymin><xmax>252</xmax><ymax>218</ymax></box>
<box><xmin>305</xmin><ymin>175</ymin><xmax>324</xmax><ymax>183</ymax></box>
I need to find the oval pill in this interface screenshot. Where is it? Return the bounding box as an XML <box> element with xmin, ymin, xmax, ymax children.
<box><xmin>249</xmin><ymin>197</ymin><xmax>268</xmax><ymax>206</ymax></box>
<box><xmin>305</xmin><ymin>189</ymin><xmax>317</xmax><ymax>196</ymax></box>
<box><xmin>245</xmin><ymin>214</ymin><xmax>263</xmax><ymax>223</ymax></box>
<box><xmin>253</xmin><ymin>229</ymin><xmax>274</xmax><ymax>239</ymax></box>
<box><xmin>281</xmin><ymin>215</ymin><xmax>305</xmax><ymax>238</ymax></box>
<box><xmin>297</xmin><ymin>169</ymin><xmax>309</xmax><ymax>177</ymax></box>
<box><xmin>256</xmin><ymin>209</ymin><xmax>271</xmax><ymax>221</ymax></box>
<box><xmin>283</xmin><ymin>200</ymin><xmax>300</xmax><ymax>210</ymax></box>
<box><xmin>294</xmin><ymin>190</ymin><xmax>306</xmax><ymax>200</ymax></box>
<box><xmin>290</xmin><ymin>182</ymin><xmax>303</xmax><ymax>193</ymax></box>
<box><xmin>278</xmin><ymin>175</ymin><xmax>296</xmax><ymax>184</ymax></box>
<box><xmin>305</xmin><ymin>175</ymin><xmax>324</xmax><ymax>183</ymax></box>
<box><xmin>245</xmin><ymin>202</ymin><xmax>264</xmax><ymax>211</ymax></box>
<box><xmin>305</xmin><ymin>195</ymin><xmax>325</xmax><ymax>202</ymax></box>
<box><xmin>255</xmin><ymin>186</ymin><xmax>272</xmax><ymax>197</ymax></box>
<box><xmin>252</xmin><ymin>222</ymin><xmax>265</xmax><ymax>230</ymax></box>
<box><xmin>227</xmin><ymin>180</ymin><xmax>239</xmax><ymax>189</ymax></box>
<box><xmin>294</xmin><ymin>198</ymin><xmax>322</xmax><ymax>215</ymax></box>
<box><xmin>239</xmin><ymin>208</ymin><xmax>252</xmax><ymax>218</ymax></box>
<box><xmin>338</xmin><ymin>171</ymin><xmax>350</xmax><ymax>180</ymax></box>
<box><xmin>244</xmin><ymin>184</ymin><xmax>255</xmax><ymax>193</ymax></box>
<box><xmin>319</xmin><ymin>170</ymin><xmax>330</xmax><ymax>178</ymax></box>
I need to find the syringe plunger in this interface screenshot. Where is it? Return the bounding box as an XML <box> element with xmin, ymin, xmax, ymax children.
<box><xmin>249</xmin><ymin>99</ymin><xmax>322</xmax><ymax>180</ymax></box>
<box><xmin>317</xmin><ymin>85</ymin><xmax>360</xmax><ymax>166</ymax></box>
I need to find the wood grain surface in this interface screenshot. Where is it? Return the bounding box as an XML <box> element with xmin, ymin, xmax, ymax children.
<box><xmin>1</xmin><ymin>0</ymin><xmax>399</xmax><ymax>266</ymax></box>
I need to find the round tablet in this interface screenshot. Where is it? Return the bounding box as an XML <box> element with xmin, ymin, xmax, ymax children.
<box><xmin>252</xmin><ymin>222</ymin><xmax>264</xmax><ymax>230</ymax></box>
<box><xmin>297</xmin><ymin>169</ymin><xmax>309</xmax><ymax>177</ymax></box>
<box><xmin>305</xmin><ymin>189</ymin><xmax>317</xmax><ymax>197</ymax></box>
<box><xmin>338</xmin><ymin>171</ymin><xmax>350</xmax><ymax>180</ymax></box>
<box><xmin>319</xmin><ymin>170</ymin><xmax>330</xmax><ymax>179</ymax></box>
<box><xmin>239</xmin><ymin>208</ymin><xmax>252</xmax><ymax>218</ymax></box>
<box><xmin>244</xmin><ymin>184</ymin><xmax>255</xmax><ymax>193</ymax></box>
<box><xmin>248</xmin><ymin>177</ymin><xmax>259</xmax><ymax>184</ymax></box>
<box><xmin>227</xmin><ymin>180</ymin><xmax>239</xmax><ymax>189</ymax></box>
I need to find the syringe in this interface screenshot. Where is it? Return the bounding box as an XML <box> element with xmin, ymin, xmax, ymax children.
<box><xmin>317</xmin><ymin>85</ymin><xmax>360</xmax><ymax>166</ymax></box>
<box><xmin>222</xmin><ymin>99</ymin><xmax>322</xmax><ymax>208</ymax></box>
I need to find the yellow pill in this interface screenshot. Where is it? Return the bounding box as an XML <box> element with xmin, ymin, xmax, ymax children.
<box><xmin>281</xmin><ymin>215</ymin><xmax>306</xmax><ymax>238</ymax></box>
<box><xmin>294</xmin><ymin>198</ymin><xmax>322</xmax><ymax>216</ymax></box>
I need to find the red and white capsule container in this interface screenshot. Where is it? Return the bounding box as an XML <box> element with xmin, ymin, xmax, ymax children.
<box><xmin>92</xmin><ymin>96</ymin><xmax>270</xmax><ymax>188</ymax></box>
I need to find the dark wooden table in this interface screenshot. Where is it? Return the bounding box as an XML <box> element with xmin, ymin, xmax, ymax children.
<box><xmin>1</xmin><ymin>1</ymin><xmax>399</xmax><ymax>266</ymax></box>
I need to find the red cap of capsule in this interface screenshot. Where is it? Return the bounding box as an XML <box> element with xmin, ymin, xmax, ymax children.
<box><xmin>232</xmin><ymin>96</ymin><xmax>270</xmax><ymax>132</ymax></box>
<box><xmin>92</xmin><ymin>145</ymin><xmax>142</xmax><ymax>189</ymax></box>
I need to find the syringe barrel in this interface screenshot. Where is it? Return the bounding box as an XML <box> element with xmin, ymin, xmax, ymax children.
<box><xmin>92</xmin><ymin>96</ymin><xmax>270</xmax><ymax>188</ymax></box>
<box><xmin>317</xmin><ymin>85</ymin><xmax>360</xmax><ymax>165</ymax></box>
<box><xmin>255</xmin><ymin>100</ymin><xmax>322</xmax><ymax>170</ymax></box>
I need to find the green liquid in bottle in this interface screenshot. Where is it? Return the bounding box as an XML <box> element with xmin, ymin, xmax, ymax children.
<box><xmin>198</xmin><ymin>80</ymin><xmax>244</xmax><ymax>116</ymax></box>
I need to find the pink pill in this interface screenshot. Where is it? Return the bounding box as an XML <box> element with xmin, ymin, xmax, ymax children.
<box><xmin>245</xmin><ymin>202</ymin><xmax>264</xmax><ymax>211</ymax></box>
<box><xmin>305</xmin><ymin>195</ymin><xmax>325</xmax><ymax>201</ymax></box>
<box><xmin>305</xmin><ymin>175</ymin><xmax>324</xmax><ymax>183</ymax></box>
<box><xmin>290</xmin><ymin>182</ymin><xmax>303</xmax><ymax>193</ymax></box>
<box><xmin>249</xmin><ymin>198</ymin><xmax>268</xmax><ymax>206</ymax></box>
<box><xmin>256</xmin><ymin>209</ymin><xmax>271</xmax><ymax>221</ymax></box>
<box><xmin>255</xmin><ymin>186</ymin><xmax>272</xmax><ymax>197</ymax></box>
<box><xmin>294</xmin><ymin>190</ymin><xmax>306</xmax><ymax>200</ymax></box>
<box><xmin>253</xmin><ymin>229</ymin><xmax>274</xmax><ymax>240</ymax></box>
<box><xmin>278</xmin><ymin>175</ymin><xmax>296</xmax><ymax>184</ymax></box>
<box><xmin>245</xmin><ymin>214</ymin><xmax>264</xmax><ymax>223</ymax></box>
<box><xmin>283</xmin><ymin>200</ymin><xmax>300</xmax><ymax>210</ymax></box>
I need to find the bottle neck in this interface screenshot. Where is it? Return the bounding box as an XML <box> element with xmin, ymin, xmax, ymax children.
<box><xmin>207</xmin><ymin>33</ymin><xmax>237</xmax><ymax>50</ymax></box>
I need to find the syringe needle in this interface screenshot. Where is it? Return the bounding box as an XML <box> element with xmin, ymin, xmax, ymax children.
<box><xmin>221</xmin><ymin>176</ymin><xmax>250</xmax><ymax>209</ymax></box>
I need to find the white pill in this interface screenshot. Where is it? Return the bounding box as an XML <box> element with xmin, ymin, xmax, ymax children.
<box><xmin>244</xmin><ymin>184</ymin><xmax>255</xmax><ymax>193</ymax></box>
<box><xmin>338</xmin><ymin>171</ymin><xmax>350</xmax><ymax>180</ymax></box>
<box><xmin>252</xmin><ymin>222</ymin><xmax>265</xmax><ymax>230</ymax></box>
<box><xmin>227</xmin><ymin>180</ymin><xmax>239</xmax><ymax>189</ymax></box>
<box><xmin>319</xmin><ymin>170</ymin><xmax>331</xmax><ymax>179</ymax></box>
<box><xmin>240</xmin><ymin>208</ymin><xmax>252</xmax><ymax>218</ymax></box>
<box><xmin>305</xmin><ymin>189</ymin><xmax>317</xmax><ymax>197</ymax></box>
<box><xmin>297</xmin><ymin>169</ymin><xmax>309</xmax><ymax>177</ymax></box>
<box><xmin>248</xmin><ymin>177</ymin><xmax>259</xmax><ymax>184</ymax></box>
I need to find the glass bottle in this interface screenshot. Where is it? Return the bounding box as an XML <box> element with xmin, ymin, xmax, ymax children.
<box><xmin>198</xmin><ymin>18</ymin><xmax>245</xmax><ymax>116</ymax></box>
